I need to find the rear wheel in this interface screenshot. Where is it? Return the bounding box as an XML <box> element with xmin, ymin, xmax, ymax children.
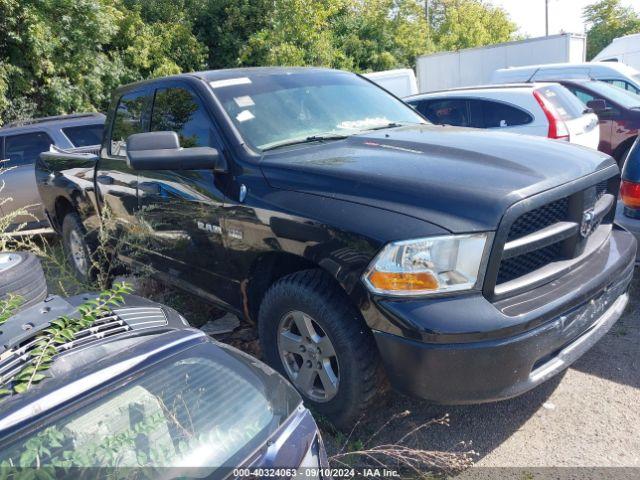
<box><xmin>61</xmin><ymin>213</ymin><xmax>93</xmax><ymax>283</ymax></box>
<box><xmin>258</xmin><ymin>269</ymin><xmax>383</xmax><ymax>429</ymax></box>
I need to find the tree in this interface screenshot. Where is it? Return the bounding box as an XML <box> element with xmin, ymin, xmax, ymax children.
<box><xmin>428</xmin><ymin>0</ymin><xmax>516</xmax><ymax>51</ymax></box>
<box><xmin>0</xmin><ymin>0</ymin><xmax>206</xmax><ymax>125</ymax></box>
<box><xmin>584</xmin><ymin>0</ymin><xmax>640</xmax><ymax>60</ymax></box>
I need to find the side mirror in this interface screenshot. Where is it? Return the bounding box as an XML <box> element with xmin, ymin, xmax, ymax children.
<box><xmin>586</xmin><ymin>99</ymin><xmax>608</xmax><ymax>113</ymax></box>
<box><xmin>125</xmin><ymin>131</ymin><xmax>226</xmax><ymax>172</ymax></box>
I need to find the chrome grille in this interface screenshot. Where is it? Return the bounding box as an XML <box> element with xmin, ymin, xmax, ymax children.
<box><xmin>0</xmin><ymin>306</ymin><xmax>166</xmax><ymax>388</ymax></box>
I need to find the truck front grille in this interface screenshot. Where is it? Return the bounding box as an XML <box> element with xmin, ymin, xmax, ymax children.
<box><xmin>491</xmin><ymin>175</ymin><xmax>617</xmax><ymax>296</ymax></box>
<box><xmin>497</xmin><ymin>242</ymin><xmax>562</xmax><ymax>284</ymax></box>
<box><xmin>506</xmin><ymin>197</ymin><xmax>569</xmax><ymax>241</ymax></box>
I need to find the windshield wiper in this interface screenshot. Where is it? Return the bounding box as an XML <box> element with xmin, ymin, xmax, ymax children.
<box><xmin>361</xmin><ymin>121</ymin><xmax>423</xmax><ymax>132</ymax></box>
<box><xmin>262</xmin><ymin>133</ymin><xmax>349</xmax><ymax>151</ymax></box>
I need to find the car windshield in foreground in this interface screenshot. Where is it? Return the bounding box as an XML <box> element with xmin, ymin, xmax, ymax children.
<box><xmin>209</xmin><ymin>70</ymin><xmax>426</xmax><ymax>151</ymax></box>
<box><xmin>588</xmin><ymin>81</ymin><xmax>640</xmax><ymax>108</ymax></box>
<box><xmin>0</xmin><ymin>343</ymin><xmax>299</xmax><ymax>476</ymax></box>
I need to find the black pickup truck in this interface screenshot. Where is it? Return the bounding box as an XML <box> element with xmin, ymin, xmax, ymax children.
<box><xmin>37</xmin><ymin>67</ymin><xmax>636</xmax><ymax>427</ymax></box>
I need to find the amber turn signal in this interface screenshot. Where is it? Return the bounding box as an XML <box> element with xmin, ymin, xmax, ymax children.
<box><xmin>368</xmin><ymin>270</ymin><xmax>439</xmax><ymax>292</ymax></box>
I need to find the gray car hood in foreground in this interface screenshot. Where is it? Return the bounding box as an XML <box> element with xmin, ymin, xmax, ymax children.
<box><xmin>260</xmin><ymin>125</ymin><xmax>616</xmax><ymax>232</ymax></box>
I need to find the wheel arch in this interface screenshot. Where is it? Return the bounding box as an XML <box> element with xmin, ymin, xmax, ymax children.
<box><xmin>244</xmin><ymin>250</ymin><xmax>362</xmax><ymax>325</ymax></box>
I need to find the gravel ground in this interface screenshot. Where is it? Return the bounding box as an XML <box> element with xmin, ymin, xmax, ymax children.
<box><xmin>342</xmin><ymin>273</ymin><xmax>640</xmax><ymax>471</ymax></box>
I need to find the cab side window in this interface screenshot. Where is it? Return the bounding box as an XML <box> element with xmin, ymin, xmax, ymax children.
<box><xmin>110</xmin><ymin>91</ymin><xmax>151</xmax><ymax>157</ymax></box>
<box><xmin>150</xmin><ymin>87</ymin><xmax>217</xmax><ymax>148</ymax></box>
<box><xmin>4</xmin><ymin>132</ymin><xmax>53</xmax><ymax>167</ymax></box>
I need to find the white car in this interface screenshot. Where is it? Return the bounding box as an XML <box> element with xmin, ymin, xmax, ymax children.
<box><xmin>491</xmin><ymin>62</ymin><xmax>640</xmax><ymax>95</ymax></box>
<box><xmin>404</xmin><ymin>83</ymin><xmax>600</xmax><ymax>150</ymax></box>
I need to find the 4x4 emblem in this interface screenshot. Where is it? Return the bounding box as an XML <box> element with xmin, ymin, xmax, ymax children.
<box><xmin>580</xmin><ymin>209</ymin><xmax>596</xmax><ymax>238</ymax></box>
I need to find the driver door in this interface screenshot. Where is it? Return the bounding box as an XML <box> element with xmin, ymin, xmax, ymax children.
<box><xmin>135</xmin><ymin>83</ymin><xmax>233</xmax><ymax>306</ymax></box>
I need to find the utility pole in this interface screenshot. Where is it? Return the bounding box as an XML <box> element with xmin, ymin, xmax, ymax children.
<box><xmin>545</xmin><ymin>0</ymin><xmax>549</xmax><ymax>36</ymax></box>
<box><xmin>425</xmin><ymin>0</ymin><xmax>430</xmax><ymax>25</ymax></box>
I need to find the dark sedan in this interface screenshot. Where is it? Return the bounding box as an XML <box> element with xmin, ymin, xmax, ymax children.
<box><xmin>0</xmin><ymin>293</ymin><xmax>327</xmax><ymax>477</ymax></box>
<box><xmin>556</xmin><ymin>79</ymin><xmax>640</xmax><ymax>164</ymax></box>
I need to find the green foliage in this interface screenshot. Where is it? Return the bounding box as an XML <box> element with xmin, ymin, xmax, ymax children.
<box><xmin>428</xmin><ymin>0</ymin><xmax>517</xmax><ymax>51</ymax></box>
<box><xmin>0</xmin><ymin>294</ymin><xmax>22</xmax><ymax>327</ymax></box>
<box><xmin>584</xmin><ymin>0</ymin><xmax>640</xmax><ymax>60</ymax></box>
<box><xmin>0</xmin><ymin>282</ymin><xmax>133</xmax><ymax>399</ymax></box>
<box><xmin>0</xmin><ymin>0</ymin><xmax>205</xmax><ymax>125</ymax></box>
<box><xmin>1</xmin><ymin>0</ymin><xmax>518</xmax><ymax>124</ymax></box>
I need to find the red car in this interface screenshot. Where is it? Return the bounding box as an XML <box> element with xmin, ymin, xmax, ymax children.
<box><xmin>557</xmin><ymin>79</ymin><xmax>640</xmax><ymax>164</ymax></box>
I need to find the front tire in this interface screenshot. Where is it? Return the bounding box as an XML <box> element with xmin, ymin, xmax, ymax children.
<box><xmin>258</xmin><ymin>269</ymin><xmax>383</xmax><ymax>429</ymax></box>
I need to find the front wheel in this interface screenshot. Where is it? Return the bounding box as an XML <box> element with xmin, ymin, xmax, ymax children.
<box><xmin>258</xmin><ymin>269</ymin><xmax>384</xmax><ymax>429</ymax></box>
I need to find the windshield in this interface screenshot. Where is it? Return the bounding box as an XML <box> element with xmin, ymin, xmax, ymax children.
<box><xmin>209</xmin><ymin>70</ymin><xmax>426</xmax><ymax>151</ymax></box>
<box><xmin>588</xmin><ymin>81</ymin><xmax>640</xmax><ymax>108</ymax></box>
<box><xmin>0</xmin><ymin>343</ymin><xmax>300</xmax><ymax>477</ymax></box>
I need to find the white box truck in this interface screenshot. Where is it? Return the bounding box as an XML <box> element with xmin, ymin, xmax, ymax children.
<box><xmin>593</xmin><ymin>33</ymin><xmax>640</xmax><ymax>71</ymax></box>
<box><xmin>416</xmin><ymin>33</ymin><xmax>586</xmax><ymax>92</ymax></box>
<box><xmin>362</xmin><ymin>68</ymin><xmax>418</xmax><ymax>97</ymax></box>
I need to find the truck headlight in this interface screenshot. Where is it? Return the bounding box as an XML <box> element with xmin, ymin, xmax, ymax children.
<box><xmin>363</xmin><ymin>234</ymin><xmax>488</xmax><ymax>296</ymax></box>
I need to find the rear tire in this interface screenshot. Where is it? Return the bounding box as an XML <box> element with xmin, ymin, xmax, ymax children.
<box><xmin>61</xmin><ymin>213</ymin><xmax>93</xmax><ymax>283</ymax></box>
<box><xmin>258</xmin><ymin>269</ymin><xmax>383</xmax><ymax>429</ymax></box>
<box><xmin>0</xmin><ymin>252</ymin><xmax>47</xmax><ymax>311</ymax></box>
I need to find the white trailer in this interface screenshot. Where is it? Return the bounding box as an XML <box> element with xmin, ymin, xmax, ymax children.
<box><xmin>416</xmin><ymin>33</ymin><xmax>586</xmax><ymax>92</ymax></box>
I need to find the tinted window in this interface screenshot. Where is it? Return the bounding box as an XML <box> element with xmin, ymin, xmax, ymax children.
<box><xmin>578</xmin><ymin>81</ymin><xmax>640</xmax><ymax>109</ymax></box>
<box><xmin>63</xmin><ymin>124</ymin><xmax>103</xmax><ymax>147</ymax></box>
<box><xmin>567</xmin><ymin>86</ymin><xmax>596</xmax><ymax>104</ymax></box>
<box><xmin>151</xmin><ymin>87</ymin><xmax>217</xmax><ymax>148</ymax></box>
<box><xmin>416</xmin><ymin>99</ymin><xmax>469</xmax><ymax>127</ymax></box>
<box><xmin>4</xmin><ymin>132</ymin><xmax>53</xmax><ymax>167</ymax></box>
<box><xmin>468</xmin><ymin>99</ymin><xmax>533</xmax><ymax>128</ymax></box>
<box><xmin>535</xmin><ymin>85</ymin><xmax>586</xmax><ymax>120</ymax></box>
<box><xmin>603</xmin><ymin>79</ymin><xmax>640</xmax><ymax>95</ymax></box>
<box><xmin>110</xmin><ymin>91</ymin><xmax>150</xmax><ymax>157</ymax></box>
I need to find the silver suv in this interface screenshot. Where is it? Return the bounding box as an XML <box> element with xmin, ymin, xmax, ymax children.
<box><xmin>0</xmin><ymin>113</ymin><xmax>104</xmax><ymax>232</ymax></box>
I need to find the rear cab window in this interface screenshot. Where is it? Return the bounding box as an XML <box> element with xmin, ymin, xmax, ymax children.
<box><xmin>63</xmin><ymin>124</ymin><xmax>104</xmax><ymax>147</ymax></box>
<box><xmin>535</xmin><ymin>85</ymin><xmax>586</xmax><ymax>121</ymax></box>
<box><xmin>110</xmin><ymin>90</ymin><xmax>152</xmax><ymax>157</ymax></box>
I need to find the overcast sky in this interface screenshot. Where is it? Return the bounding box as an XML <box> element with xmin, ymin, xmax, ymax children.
<box><xmin>489</xmin><ymin>0</ymin><xmax>640</xmax><ymax>38</ymax></box>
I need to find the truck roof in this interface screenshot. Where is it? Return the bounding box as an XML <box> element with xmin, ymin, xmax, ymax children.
<box><xmin>116</xmin><ymin>67</ymin><xmax>341</xmax><ymax>93</ymax></box>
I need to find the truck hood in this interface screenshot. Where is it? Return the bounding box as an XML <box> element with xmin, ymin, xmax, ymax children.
<box><xmin>260</xmin><ymin>125</ymin><xmax>616</xmax><ymax>232</ymax></box>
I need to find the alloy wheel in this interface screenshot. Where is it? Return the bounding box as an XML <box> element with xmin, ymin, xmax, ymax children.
<box><xmin>277</xmin><ymin>310</ymin><xmax>340</xmax><ymax>402</ymax></box>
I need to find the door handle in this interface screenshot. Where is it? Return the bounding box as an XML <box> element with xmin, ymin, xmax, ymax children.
<box><xmin>96</xmin><ymin>175</ymin><xmax>114</xmax><ymax>185</ymax></box>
